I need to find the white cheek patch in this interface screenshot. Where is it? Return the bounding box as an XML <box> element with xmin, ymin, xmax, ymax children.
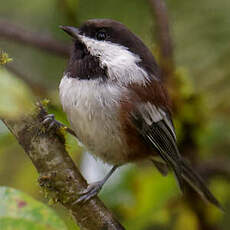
<box><xmin>79</xmin><ymin>35</ymin><xmax>149</xmax><ymax>86</ymax></box>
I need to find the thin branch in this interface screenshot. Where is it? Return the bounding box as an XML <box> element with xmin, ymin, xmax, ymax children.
<box><xmin>198</xmin><ymin>157</ymin><xmax>230</xmax><ymax>180</ymax></box>
<box><xmin>1</xmin><ymin>104</ymin><xmax>125</xmax><ymax>230</ymax></box>
<box><xmin>148</xmin><ymin>0</ymin><xmax>174</xmax><ymax>81</ymax></box>
<box><xmin>0</xmin><ymin>19</ymin><xmax>70</xmax><ymax>57</ymax></box>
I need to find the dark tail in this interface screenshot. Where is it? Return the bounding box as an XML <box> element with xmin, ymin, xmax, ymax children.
<box><xmin>181</xmin><ymin>159</ymin><xmax>223</xmax><ymax>211</ymax></box>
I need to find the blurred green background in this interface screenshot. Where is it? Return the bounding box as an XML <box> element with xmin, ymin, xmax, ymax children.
<box><xmin>0</xmin><ymin>0</ymin><xmax>230</xmax><ymax>229</ymax></box>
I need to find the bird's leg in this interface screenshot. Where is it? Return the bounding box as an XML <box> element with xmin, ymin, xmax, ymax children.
<box><xmin>43</xmin><ymin>114</ymin><xmax>118</xmax><ymax>203</ymax></box>
<box><xmin>42</xmin><ymin>114</ymin><xmax>77</xmax><ymax>138</ymax></box>
<box><xmin>75</xmin><ymin>165</ymin><xmax>118</xmax><ymax>204</ymax></box>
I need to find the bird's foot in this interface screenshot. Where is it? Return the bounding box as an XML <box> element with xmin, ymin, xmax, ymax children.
<box><xmin>74</xmin><ymin>181</ymin><xmax>104</xmax><ymax>204</ymax></box>
<box><xmin>42</xmin><ymin>114</ymin><xmax>65</xmax><ymax>131</ymax></box>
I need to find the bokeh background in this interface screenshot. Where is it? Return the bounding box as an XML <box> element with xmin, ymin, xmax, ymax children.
<box><xmin>0</xmin><ymin>0</ymin><xmax>230</xmax><ymax>229</ymax></box>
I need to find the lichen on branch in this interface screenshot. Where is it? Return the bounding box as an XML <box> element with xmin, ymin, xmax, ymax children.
<box><xmin>0</xmin><ymin>50</ymin><xmax>12</xmax><ymax>65</ymax></box>
<box><xmin>1</xmin><ymin>104</ymin><xmax>125</xmax><ymax>230</ymax></box>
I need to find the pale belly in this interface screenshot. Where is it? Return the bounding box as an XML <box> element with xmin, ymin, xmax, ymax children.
<box><xmin>59</xmin><ymin>75</ymin><xmax>129</xmax><ymax>165</ymax></box>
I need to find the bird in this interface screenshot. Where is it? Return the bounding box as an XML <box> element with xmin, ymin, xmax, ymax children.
<box><xmin>44</xmin><ymin>18</ymin><xmax>222</xmax><ymax>209</ymax></box>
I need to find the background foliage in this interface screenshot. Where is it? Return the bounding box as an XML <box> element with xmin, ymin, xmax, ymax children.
<box><xmin>0</xmin><ymin>0</ymin><xmax>229</xmax><ymax>229</ymax></box>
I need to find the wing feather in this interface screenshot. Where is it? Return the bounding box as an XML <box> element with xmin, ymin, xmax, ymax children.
<box><xmin>131</xmin><ymin>103</ymin><xmax>185</xmax><ymax>191</ymax></box>
<box><xmin>130</xmin><ymin>102</ymin><xmax>222</xmax><ymax>210</ymax></box>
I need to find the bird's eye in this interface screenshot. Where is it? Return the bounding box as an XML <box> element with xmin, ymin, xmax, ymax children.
<box><xmin>96</xmin><ymin>30</ymin><xmax>107</xmax><ymax>40</ymax></box>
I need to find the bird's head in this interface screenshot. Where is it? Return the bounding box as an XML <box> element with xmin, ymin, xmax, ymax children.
<box><xmin>61</xmin><ymin>19</ymin><xmax>160</xmax><ymax>84</ymax></box>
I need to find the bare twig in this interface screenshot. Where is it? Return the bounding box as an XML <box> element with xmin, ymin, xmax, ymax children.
<box><xmin>0</xmin><ymin>19</ymin><xmax>70</xmax><ymax>57</ymax></box>
<box><xmin>198</xmin><ymin>157</ymin><xmax>230</xmax><ymax>180</ymax></box>
<box><xmin>148</xmin><ymin>0</ymin><xmax>174</xmax><ymax>81</ymax></box>
<box><xmin>1</xmin><ymin>105</ymin><xmax>125</xmax><ymax>230</ymax></box>
<box><xmin>148</xmin><ymin>2</ymin><xmax>227</xmax><ymax>229</ymax></box>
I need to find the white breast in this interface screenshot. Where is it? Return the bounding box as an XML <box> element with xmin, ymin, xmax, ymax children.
<box><xmin>59</xmin><ymin>75</ymin><xmax>128</xmax><ymax>165</ymax></box>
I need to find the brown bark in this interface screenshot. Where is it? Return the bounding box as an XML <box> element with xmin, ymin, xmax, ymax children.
<box><xmin>1</xmin><ymin>104</ymin><xmax>125</xmax><ymax>230</ymax></box>
<box><xmin>148</xmin><ymin>0</ymin><xmax>174</xmax><ymax>82</ymax></box>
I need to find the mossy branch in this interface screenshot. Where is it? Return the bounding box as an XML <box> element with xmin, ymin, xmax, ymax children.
<box><xmin>0</xmin><ymin>50</ymin><xmax>13</xmax><ymax>65</ymax></box>
<box><xmin>1</xmin><ymin>104</ymin><xmax>125</xmax><ymax>230</ymax></box>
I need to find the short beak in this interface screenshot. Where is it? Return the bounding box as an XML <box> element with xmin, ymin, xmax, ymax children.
<box><xmin>60</xmin><ymin>25</ymin><xmax>80</xmax><ymax>39</ymax></box>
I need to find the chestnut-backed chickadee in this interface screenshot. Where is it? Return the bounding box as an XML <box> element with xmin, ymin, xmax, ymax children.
<box><xmin>56</xmin><ymin>19</ymin><xmax>222</xmax><ymax>209</ymax></box>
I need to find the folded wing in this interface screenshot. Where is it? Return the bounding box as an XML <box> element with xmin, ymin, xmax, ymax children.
<box><xmin>131</xmin><ymin>102</ymin><xmax>222</xmax><ymax>210</ymax></box>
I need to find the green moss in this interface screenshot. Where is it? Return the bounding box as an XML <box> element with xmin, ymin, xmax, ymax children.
<box><xmin>0</xmin><ymin>51</ymin><xmax>12</xmax><ymax>65</ymax></box>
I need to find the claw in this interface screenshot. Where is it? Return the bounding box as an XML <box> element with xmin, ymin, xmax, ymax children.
<box><xmin>42</xmin><ymin>114</ymin><xmax>55</xmax><ymax>124</ymax></box>
<box><xmin>42</xmin><ymin>117</ymin><xmax>51</xmax><ymax>125</ymax></box>
<box><xmin>47</xmin><ymin>121</ymin><xmax>56</xmax><ymax>131</ymax></box>
<box><xmin>73</xmin><ymin>181</ymin><xmax>103</xmax><ymax>204</ymax></box>
<box><xmin>42</xmin><ymin>113</ymin><xmax>77</xmax><ymax>138</ymax></box>
<box><xmin>76</xmin><ymin>193</ymin><xmax>93</xmax><ymax>204</ymax></box>
<box><xmin>78</xmin><ymin>182</ymin><xmax>101</xmax><ymax>195</ymax></box>
<box><xmin>42</xmin><ymin>114</ymin><xmax>62</xmax><ymax>130</ymax></box>
<box><xmin>72</xmin><ymin>166</ymin><xmax>118</xmax><ymax>205</ymax></box>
